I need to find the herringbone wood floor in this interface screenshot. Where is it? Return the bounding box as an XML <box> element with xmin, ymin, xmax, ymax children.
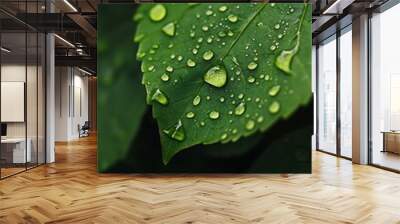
<box><xmin>1</xmin><ymin>135</ymin><xmax>400</xmax><ymax>224</ymax></box>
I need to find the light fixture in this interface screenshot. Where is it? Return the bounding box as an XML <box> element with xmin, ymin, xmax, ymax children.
<box><xmin>54</xmin><ymin>34</ymin><xmax>75</xmax><ymax>48</ymax></box>
<box><xmin>63</xmin><ymin>0</ymin><xmax>78</xmax><ymax>12</ymax></box>
<box><xmin>1</xmin><ymin>47</ymin><xmax>11</xmax><ymax>53</ymax></box>
<box><xmin>322</xmin><ymin>0</ymin><xmax>354</xmax><ymax>15</ymax></box>
<box><xmin>78</xmin><ymin>67</ymin><xmax>93</xmax><ymax>76</ymax></box>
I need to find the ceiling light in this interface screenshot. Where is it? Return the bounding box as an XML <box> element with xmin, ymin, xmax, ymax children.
<box><xmin>54</xmin><ymin>34</ymin><xmax>75</xmax><ymax>48</ymax></box>
<box><xmin>1</xmin><ymin>47</ymin><xmax>11</xmax><ymax>53</ymax></box>
<box><xmin>63</xmin><ymin>0</ymin><xmax>78</xmax><ymax>12</ymax></box>
<box><xmin>78</xmin><ymin>67</ymin><xmax>92</xmax><ymax>76</ymax></box>
<box><xmin>322</xmin><ymin>0</ymin><xmax>354</xmax><ymax>15</ymax></box>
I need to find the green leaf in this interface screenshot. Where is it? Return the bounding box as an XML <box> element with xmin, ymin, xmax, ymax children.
<box><xmin>135</xmin><ymin>3</ymin><xmax>312</xmax><ymax>164</ymax></box>
<box><xmin>97</xmin><ymin>5</ymin><xmax>147</xmax><ymax>172</ymax></box>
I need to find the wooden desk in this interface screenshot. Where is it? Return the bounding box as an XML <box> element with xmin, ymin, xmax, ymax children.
<box><xmin>1</xmin><ymin>138</ymin><xmax>31</xmax><ymax>163</ymax></box>
<box><xmin>382</xmin><ymin>131</ymin><xmax>400</xmax><ymax>154</ymax></box>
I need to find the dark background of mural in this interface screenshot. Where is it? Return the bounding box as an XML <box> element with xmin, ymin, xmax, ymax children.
<box><xmin>98</xmin><ymin>4</ymin><xmax>312</xmax><ymax>173</ymax></box>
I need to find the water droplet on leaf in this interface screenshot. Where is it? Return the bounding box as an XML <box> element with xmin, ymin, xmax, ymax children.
<box><xmin>269</xmin><ymin>85</ymin><xmax>281</xmax><ymax>96</ymax></box>
<box><xmin>186</xmin><ymin>112</ymin><xmax>195</xmax><ymax>119</ymax></box>
<box><xmin>151</xmin><ymin>89</ymin><xmax>168</xmax><ymax>105</ymax></box>
<box><xmin>247</xmin><ymin>76</ymin><xmax>255</xmax><ymax>83</ymax></box>
<box><xmin>134</xmin><ymin>33</ymin><xmax>144</xmax><ymax>42</ymax></box>
<box><xmin>149</xmin><ymin>4</ymin><xmax>166</xmax><ymax>22</ymax></box>
<box><xmin>187</xmin><ymin>59</ymin><xmax>196</xmax><ymax>67</ymax></box>
<box><xmin>269</xmin><ymin>101</ymin><xmax>280</xmax><ymax>114</ymax></box>
<box><xmin>219</xmin><ymin>5</ymin><xmax>227</xmax><ymax>12</ymax></box>
<box><xmin>275</xmin><ymin>34</ymin><xmax>300</xmax><ymax>74</ymax></box>
<box><xmin>193</xmin><ymin>95</ymin><xmax>201</xmax><ymax>106</ymax></box>
<box><xmin>161</xmin><ymin>73</ymin><xmax>169</xmax><ymax>82</ymax></box>
<box><xmin>221</xmin><ymin>133</ymin><xmax>228</xmax><ymax>140</ymax></box>
<box><xmin>247</xmin><ymin>62</ymin><xmax>258</xmax><ymax>70</ymax></box>
<box><xmin>166</xmin><ymin>66</ymin><xmax>174</xmax><ymax>72</ymax></box>
<box><xmin>137</xmin><ymin>52</ymin><xmax>146</xmax><ymax>59</ymax></box>
<box><xmin>209</xmin><ymin>111</ymin><xmax>220</xmax><ymax>119</ymax></box>
<box><xmin>163</xmin><ymin>119</ymin><xmax>185</xmax><ymax>141</ymax></box>
<box><xmin>202</xmin><ymin>50</ymin><xmax>214</xmax><ymax>61</ymax></box>
<box><xmin>228</xmin><ymin>14</ymin><xmax>238</xmax><ymax>23</ymax></box>
<box><xmin>162</xmin><ymin>22</ymin><xmax>175</xmax><ymax>36</ymax></box>
<box><xmin>204</xmin><ymin>65</ymin><xmax>227</xmax><ymax>88</ymax></box>
<box><xmin>218</xmin><ymin>31</ymin><xmax>226</xmax><ymax>37</ymax></box>
<box><xmin>245</xmin><ymin>120</ymin><xmax>255</xmax><ymax>130</ymax></box>
<box><xmin>234</xmin><ymin>102</ymin><xmax>246</xmax><ymax>115</ymax></box>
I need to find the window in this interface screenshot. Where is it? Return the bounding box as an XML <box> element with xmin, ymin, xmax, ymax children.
<box><xmin>339</xmin><ymin>26</ymin><xmax>352</xmax><ymax>158</ymax></box>
<box><xmin>317</xmin><ymin>35</ymin><xmax>337</xmax><ymax>154</ymax></box>
<box><xmin>370</xmin><ymin>3</ymin><xmax>400</xmax><ymax>171</ymax></box>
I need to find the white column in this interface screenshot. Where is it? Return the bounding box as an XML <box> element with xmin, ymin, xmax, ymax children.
<box><xmin>45</xmin><ymin>1</ymin><xmax>55</xmax><ymax>163</ymax></box>
<box><xmin>46</xmin><ymin>33</ymin><xmax>55</xmax><ymax>163</ymax></box>
<box><xmin>352</xmin><ymin>14</ymin><xmax>369</xmax><ymax>164</ymax></box>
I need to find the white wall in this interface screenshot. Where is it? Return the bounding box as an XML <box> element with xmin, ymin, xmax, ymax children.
<box><xmin>55</xmin><ymin>67</ymin><xmax>89</xmax><ymax>141</ymax></box>
<box><xmin>72</xmin><ymin>72</ymin><xmax>89</xmax><ymax>138</ymax></box>
<box><xmin>1</xmin><ymin>65</ymin><xmax>37</xmax><ymax>137</ymax></box>
<box><xmin>1</xmin><ymin>63</ymin><xmax>46</xmax><ymax>164</ymax></box>
<box><xmin>55</xmin><ymin>67</ymin><xmax>69</xmax><ymax>141</ymax></box>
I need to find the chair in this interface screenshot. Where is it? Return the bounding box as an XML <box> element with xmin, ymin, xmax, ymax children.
<box><xmin>78</xmin><ymin>121</ymin><xmax>90</xmax><ymax>138</ymax></box>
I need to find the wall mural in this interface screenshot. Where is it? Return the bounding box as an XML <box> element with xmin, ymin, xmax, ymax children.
<box><xmin>98</xmin><ymin>3</ymin><xmax>313</xmax><ymax>173</ymax></box>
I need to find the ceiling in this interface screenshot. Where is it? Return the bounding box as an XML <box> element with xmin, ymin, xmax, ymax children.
<box><xmin>0</xmin><ymin>0</ymin><xmax>393</xmax><ymax>74</ymax></box>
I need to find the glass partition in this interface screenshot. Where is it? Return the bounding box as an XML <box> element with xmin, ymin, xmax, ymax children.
<box><xmin>339</xmin><ymin>26</ymin><xmax>352</xmax><ymax>158</ymax></box>
<box><xmin>317</xmin><ymin>35</ymin><xmax>337</xmax><ymax>154</ymax></box>
<box><xmin>0</xmin><ymin>2</ymin><xmax>46</xmax><ymax>179</ymax></box>
<box><xmin>371</xmin><ymin>4</ymin><xmax>400</xmax><ymax>171</ymax></box>
<box><xmin>1</xmin><ymin>30</ymin><xmax>28</xmax><ymax>177</ymax></box>
<box><xmin>27</xmin><ymin>30</ymin><xmax>38</xmax><ymax>169</ymax></box>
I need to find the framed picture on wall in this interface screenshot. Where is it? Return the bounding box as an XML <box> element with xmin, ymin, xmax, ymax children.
<box><xmin>97</xmin><ymin>3</ymin><xmax>313</xmax><ymax>173</ymax></box>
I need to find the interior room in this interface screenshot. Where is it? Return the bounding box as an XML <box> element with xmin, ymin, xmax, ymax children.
<box><xmin>0</xmin><ymin>15</ymin><xmax>46</xmax><ymax>178</ymax></box>
<box><xmin>370</xmin><ymin>3</ymin><xmax>400</xmax><ymax>171</ymax></box>
<box><xmin>0</xmin><ymin>0</ymin><xmax>400</xmax><ymax>223</ymax></box>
